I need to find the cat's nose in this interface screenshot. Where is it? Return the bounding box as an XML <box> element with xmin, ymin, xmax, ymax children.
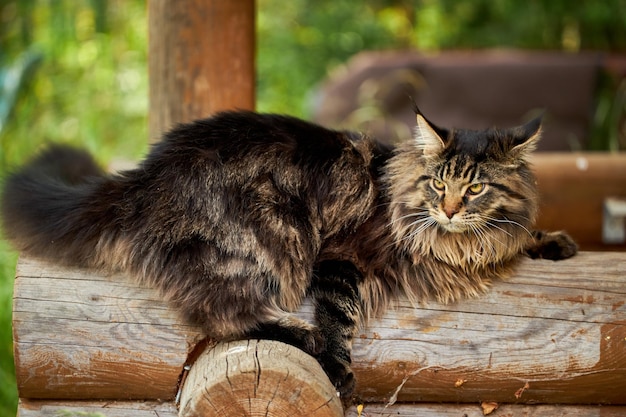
<box><xmin>444</xmin><ymin>208</ymin><xmax>458</xmax><ymax>219</ymax></box>
<box><xmin>443</xmin><ymin>204</ymin><xmax>461</xmax><ymax>219</ymax></box>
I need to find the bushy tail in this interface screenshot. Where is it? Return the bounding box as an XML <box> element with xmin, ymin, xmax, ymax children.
<box><xmin>1</xmin><ymin>144</ymin><xmax>116</xmax><ymax>267</ymax></box>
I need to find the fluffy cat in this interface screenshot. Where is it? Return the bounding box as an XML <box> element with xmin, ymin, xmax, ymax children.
<box><xmin>1</xmin><ymin>109</ymin><xmax>576</xmax><ymax>399</ymax></box>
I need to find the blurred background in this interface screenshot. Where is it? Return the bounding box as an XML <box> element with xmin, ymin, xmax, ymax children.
<box><xmin>1</xmin><ymin>0</ymin><xmax>625</xmax><ymax>414</ymax></box>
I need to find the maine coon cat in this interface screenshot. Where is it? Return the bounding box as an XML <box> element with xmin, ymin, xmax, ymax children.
<box><xmin>1</xmin><ymin>108</ymin><xmax>577</xmax><ymax>399</ymax></box>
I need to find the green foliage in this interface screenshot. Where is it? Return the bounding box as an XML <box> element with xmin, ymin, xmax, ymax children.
<box><xmin>413</xmin><ymin>0</ymin><xmax>626</xmax><ymax>51</ymax></box>
<box><xmin>0</xmin><ymin>0</ymin><xmax>149</xmax><ymax>168</ymax></box>
<box><xmin>0</xmin><ymin>1</ymin><xmax>624</xmax><ymax>415</ymax></box>
<box><xmin>258</xmin><ymin>0</ymin><xmax>626</xmax><ymax>116</ymax></box>
<box><xmin>257</xmin><ymin>0</ymin><xmax>409</xmax><ymax>115</ymax></box>
<box><xmin>0</xmin><ymin>240</ymin><xmax>17</xmax><ymax>417</ymax></box>
<box><xmin>0</xmin><ymin>1</ymin><xmax>147</xmax><ymax>415</ymax></box>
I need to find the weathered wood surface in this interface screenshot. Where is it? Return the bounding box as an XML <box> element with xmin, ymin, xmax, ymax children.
<box><xmin>17</xmin><ymin>400</ymin><xmax>626</xmax><ymax>417</ymax></box>
<box><xmin>17</xmin><ymin>399</ymin><xmax>179</xmax><ymax>417</ymax></box>
<box><xmin>179</xmin><ymin>340</ymin><xmax>343</xmax><ymax>417</ymax></box>
<box><xmin>13</xmin><ymin>252</ymin><xmax>626</xmax><ymax>405</ymax></box>
<box><xmin>352</xmin><ymin>250</ymin><xmax>626</xmax><ymax>405</ymax></box>
<box><xmin>148</xmin><ymin>0</ymin><xmax>255</xmax><ymax>141</ymax></box>
<box><xmin>12</xmin><ymin>258</ymin><xmax>205</xmax><ymax>400</ymax></box>
<box><xmin>531</xmin><ymin>153</ymin><xmax>626</xmax><ymax>251</ymax></box>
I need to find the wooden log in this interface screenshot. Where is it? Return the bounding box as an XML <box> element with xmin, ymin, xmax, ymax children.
<box><xmin>12</xmin><ymin>252</ymin><xmax>626</xmax><ymax>405</ymax></box>
<box><xmin>16</xmin><ymin>399</ymin><xmax>626</xmax><ymax>417</ymax></box>
<box><xmin>17</xmin><ymin>399</ymin><xmax>178</xmax><ymax>417</ymax></box>
<box><xmin>178</xmin><ymin>340</ymin><xmax>343</xmax><ymax>417</ymax></box>
<box><xmin>12</xmin><ymin>258</ymin><xmax>204</xmax><ymax>400</ymax></box>
<box><xmin>148</xmin><ymin>0</ymin><xmax>255</xmax><ymax>140</ymax></box>
<box><xmin>531</xmin><ymin>153</ymin><xmax>626</xmax><ymax>251</ymax></box>
<box><xmin>353</xmin><ymin>251</ymin><xmax>626</xmax><ymax>404</ymax></box>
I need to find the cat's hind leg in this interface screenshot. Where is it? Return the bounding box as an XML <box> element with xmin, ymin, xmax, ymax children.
<box><xmin>310</xmin><ymin>260</ymin><xmax>363</xmax><ymax>399</ymax></box>
<box><xmin>242</xmin><ymin>313</ymin><xmax>325</xmax><ymax>356</ymax></box>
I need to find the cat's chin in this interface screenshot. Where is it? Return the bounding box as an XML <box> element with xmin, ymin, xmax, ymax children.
<box><xmin>437</xmin><ymin>222</ymin><xmax>468</xmax><ymax>234</ymax></box>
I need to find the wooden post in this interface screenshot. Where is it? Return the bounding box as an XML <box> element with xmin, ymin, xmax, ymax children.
<box><xmin>148</xmin><ymin>0</ymin><xmax>255</xmax><ymax>141</ymax></box>
<box><xmin>178</xmin><ymin>340</ymin><xmax>343</xmax><ymax>417</ymax></box>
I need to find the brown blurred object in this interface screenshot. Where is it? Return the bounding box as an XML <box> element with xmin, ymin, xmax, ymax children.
<box><xmin>532</xmin><ymin>153</ymin><xmax>626</xmax><ymax>251</ymax></box>
<box><xmin>313</xmin><ymin>50</ymin><xmax>605</xmax><ymax>151</ymax></box>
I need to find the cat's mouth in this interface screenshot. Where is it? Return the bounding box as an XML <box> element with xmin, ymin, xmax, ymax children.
<box><xmin>438</xmin><ymin>221</ymin><xmax>468</xmax><ymax>233</ymax></box>
<box><xmin>432</xmin><ymin>212</ymin><xmax>471</xmax><ymax>233</ymax></box>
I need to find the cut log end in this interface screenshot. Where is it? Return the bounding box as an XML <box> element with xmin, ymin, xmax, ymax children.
<box><xmin>178</xmin><ymin>339</ymin><xmax>343</xmax><ymax>417</ymax></box>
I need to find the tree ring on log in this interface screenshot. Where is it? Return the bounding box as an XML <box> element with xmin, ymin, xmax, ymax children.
<box><xmin>178</xmin><ymin>339</ymin><xmax>343</xmax><ymax>417</ymax></box>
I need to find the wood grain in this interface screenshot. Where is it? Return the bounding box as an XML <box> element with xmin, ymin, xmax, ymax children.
<box><xmin>17</xmin><ymin>400</ymin><xmax>626</xmax><ymax>417</ymax></box>
<box><xmin>148</xmin><ymin>0</ymin><xmax>255</xmax><ymax>141</ymax></box>
<box><xmin>18</xmin><ymin>399</ymin><xmax>178</xmax><ymax>417</ymax></box>
<box><xmin>179</xmin><ymin>340</ymin><xmax>343</xmax><ymax>417</ymax></box>
<box><xmin>351</xmin><ymin>251</ymin><xmax>626</xmax><ymax>404</ymax></box>
<box><xmin>13</xmin><ymin>258</ymin><xmax>204</xmax><ymax>400</ymax></box>
<box><xmin>12</xmin><ymin>252</ymin><xmax>626</xmax><ymax>405</ymax></box>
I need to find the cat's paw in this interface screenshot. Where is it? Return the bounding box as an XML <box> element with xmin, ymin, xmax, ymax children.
<box><xmin>526</xmin><ymin>230</ymin><xmax>578</xmax><ymax>260</ymax></box>
<box><xmin>303</xmin><ymin>327</ymin><xmax>326</xmax><ymax>357</ymax></box>
<box><xmin>243</xmin><ymin>319</ymin><xmax>326</xmax><ymax>357</ymax></box>
<box><xmin>278</xmin><ymin>325</ymin><xmax>326</xmax><ymax>356</ymax></box>
<box><xmin>318</xmin><ymin>352</ymin><xmax>356</xmax><ymax>398</ymax></box>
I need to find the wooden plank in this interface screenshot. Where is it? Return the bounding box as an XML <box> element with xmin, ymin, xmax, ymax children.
<box><xmin>17</xmin><ymin>400</ymin><xmax>626</xmax><ymax>417</ymax></box>
<box><xmin>13</xmin><ymin>252</ymin><xmax>626</xmax><ymax>404</ymax></box>
<box><xmin>531</xmin><ymin>153</ymin><xmax>626</xmax><ymax>251</ymax></box>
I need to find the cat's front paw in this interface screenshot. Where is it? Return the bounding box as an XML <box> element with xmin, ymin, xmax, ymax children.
<box><xmin>318</xmin><ymin>352</ymin><xmax>355</xmax><ymax>399</ymax></box>
<box><xmin>526</xmin><ymin>230</ymin><xmax>578</xmax><ymax>260</ymax></box>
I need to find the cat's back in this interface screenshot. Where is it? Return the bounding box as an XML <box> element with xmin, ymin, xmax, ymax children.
<box><xmin>122</xmin><ymin>111</ymin><xmax>378</xmax><ymax>242</ymax></box>
<box><xmin>151</xmin><ymin>111</ymin><xmax>358</xmax><ymax>169</ymax></box>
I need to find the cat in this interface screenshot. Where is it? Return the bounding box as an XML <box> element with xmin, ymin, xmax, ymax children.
<box><xmin>1</xmin><ymin>108</ymin><xmax>577</xmax><ymax>400</ymax></box>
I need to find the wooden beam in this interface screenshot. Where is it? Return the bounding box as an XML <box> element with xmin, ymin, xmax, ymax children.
<box><xmin>178</xmin><ymin>340</ymin><xmax>343</xmax><ymax>417</ymax></box>
<box><xmin>148</xmin><ymin>0</ymin><xmax>255</xmax><ymax>140</ymax></box>
<box><xmin>12</xmin><ymin>252</ymin><xmax>626</xmax><ymax>404</ymax></box>
<box><xmin>16</xmin><ymin>399</ymin><xmax>626</xmax><ymax>417</ymax></box>
<box><xmin>17</xmin><ymin>400</ymin><xmax>178</xmax><ymax>417</ymax></box>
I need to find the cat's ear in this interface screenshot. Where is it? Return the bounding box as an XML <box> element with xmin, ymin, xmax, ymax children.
<box><xmin>413</xmin><ymin>110</ymin><xmax>448</xmax><ymax>156</ymax></box>
<box><xmin>508</xmin><ymin>114</ymin><xmax>542</xmax><ymax>161</ymax></box>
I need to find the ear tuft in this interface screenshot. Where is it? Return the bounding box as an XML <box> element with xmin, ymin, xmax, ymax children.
<box><xmin>509</xmin><ymin>115</ymin><xmax>543</xmax><ymax>161</ymax></box>
<box><xmin>414</xmin><ymin>113</ymin><xmax>446</xmax><ymax>156</ymax></box>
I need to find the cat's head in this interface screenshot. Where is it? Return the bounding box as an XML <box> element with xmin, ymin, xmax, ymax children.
<box><xmin>385</xmin><ymin>110</ymin><xmax>540</xmax><ymax>268</ymax></box>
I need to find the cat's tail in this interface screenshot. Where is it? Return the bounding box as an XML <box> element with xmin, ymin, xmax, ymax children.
<box><xmin>1</xmin><ymin>144</ymin><xmax>120</xmax><ymax>268</ymax></box>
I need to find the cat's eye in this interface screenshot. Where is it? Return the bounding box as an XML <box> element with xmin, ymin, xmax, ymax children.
<box><xmin>466</xmin><ymin>183</ymin><xmax>486</xmax><ymax>196</ymax></box>
<box><xmin>432</xmin><ymin>179</ymin><xmax>446</xmax><ymax>191</ymax></box>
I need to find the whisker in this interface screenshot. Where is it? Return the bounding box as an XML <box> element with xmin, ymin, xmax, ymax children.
<box><xmin>387</xmin><ymin>210</ymin><xmax>431</xmax><ymax>227</ymax></box>
<box><xmin>485</xmin><ymin>221</ymin><xmax>514</xmax><ymax>238</ymax></box>
<box><xmin>474</xmin><ymin>223</ymin><xmax>505</xmax><ymax>251</ymax></box>
<box><xmin>468</xmin><ymin>224</ymin><xmax>489</xmax><ymax>256</ymax></box>
<box><xmin>400</xmin><ymin>218</ymin><xmax>437</xmax><ymax>245</ymax></box>
<box><xmin>485</xmin><ymin>216</ymin><xmax>533</xmax><ymax>238</ymax></box>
